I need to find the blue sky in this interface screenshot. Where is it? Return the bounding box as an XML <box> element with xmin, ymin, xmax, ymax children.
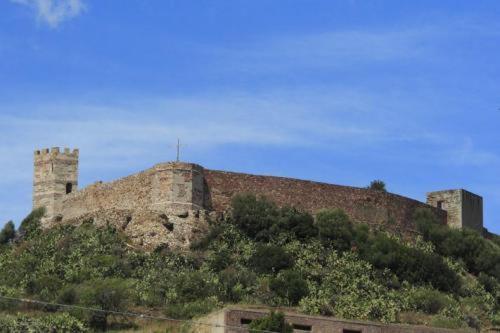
<box><xmin>1</xmin><ymin>0</ymin><xmax>500</xmax><ymax>234</ymax></box>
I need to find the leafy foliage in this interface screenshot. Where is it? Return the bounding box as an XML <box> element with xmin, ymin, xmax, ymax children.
<box><xmin>248</xmin><ymin>311</ymin><xmax>293</xmax><ymax>333</ymax></box>
<box><xmin>0</xmin><ymin>221</ymin><xmax>15</xmax><ymax>245</ymax></box>
<box><xmin>0</xmin><ymin>313</ymin><xmax>87</xmax><ymax>332</ymax></box>
<box><xmin>0</xmin><ymin>201</ymin><xmax>498</xmax><ymax>331</ymax></box>
<box><xmin>368</xmin><ymin>180</ymin><xmax>387</xmax><ymax>191</ymax></box>
<box><xmin>18</xmin><ymin>207</ymin><xmax>45</xmax><ymax>239</ymax></box>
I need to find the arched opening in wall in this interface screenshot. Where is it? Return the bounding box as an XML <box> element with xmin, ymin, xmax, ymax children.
<box><xmin>66</xmin><ymin>183</ymin><xmax>73</xmax><ymax>194</ymax></box>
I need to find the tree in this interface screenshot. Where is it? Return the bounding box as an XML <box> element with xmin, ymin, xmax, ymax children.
<box><xmin>231</xmin><ymin>194</ymin><xmax>279</xmax><ymax>241</ymax></box>
<box><xmin>315</xmin><ymin>209</ymin><xmax>353</xmax><ymax>251</ymax></box>
<box><xmin>0</xmin><ymin>221</ymin><xmax>15</xmax><ymax>245</ymax></box>
<box><xmin>249</xmin><ymin>244</ymin><xmax>293</xmax><ymax>274</ymax></box>
<box><xmin>277</xmin><ymin>207</ymin><xmax>317</xmax><ymax>240</ymax></box>
<box><xmin>248</xmin><ymin>311</ymin><xmax>293</xmax><ymax>333</ymax></box>
<box><xmin>270</xmin><ymin>270</ymin><xmax>309</xmax><ymax>305</ymax></box>
<box><xmin>368</xmin><ymin>180</ymin><xmax>386</xmax><ymax>191</ymax></box>
<box><xmin>18</xmin><ymin>207</ymin><xmax>45</xmax><ymax>239</ymax></box>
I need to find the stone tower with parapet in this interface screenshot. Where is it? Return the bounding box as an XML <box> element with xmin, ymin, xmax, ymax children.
<box><xmin>427</xmin><ymin>189</ymin><xmax>483</xmax><ymax>232</ymax></box>
<box><xmin>33</xmin><ymin>147</ymin><xmax>79</xmax><ymax>225</ymax></box>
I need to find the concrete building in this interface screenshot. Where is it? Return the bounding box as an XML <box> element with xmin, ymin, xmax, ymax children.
<box><xmin>192</xmin><ymin>307</ymin><xmax>473</xmax><ymax>333</ymax></box>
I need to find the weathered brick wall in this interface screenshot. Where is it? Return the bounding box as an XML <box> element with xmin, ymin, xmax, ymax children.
<box><xmin>204</xmin><ymin>169</ymin><xmax>446</xmax><ymax>234</ymax></box>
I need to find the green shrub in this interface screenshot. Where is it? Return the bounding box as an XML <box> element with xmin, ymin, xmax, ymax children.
<box><xmin>0</xmin><ymin>221</ymin><xmax>15</xmax><ymax>245</ymax></box>
<box><xmin>248</xmin><ymin>311</ymin><xmax>293</xmax><ymax>333</ymax></box>
<box><xmin>415</xmin><ymin>208</ymin><xmax>500</xmax><ymax>280</ymax></box>
<box><xmin>411</xmin><ymin>288</ymin><xmax>451</xmax><ymax>314</ymax></box>
<box><xmin>231</xmin><ymin>194</ymin><xmax>279</xmax><ymax>241</ymax></box>
<box><xmin>18</xmin><ymin>207</ymin><xmax>45</xmax><ymax>239</ymax></box>
<box><xmin>249</xmin><ymin>244</ymin><xmax>293</xmax><ymax>274</ymax></box>
<box><xmin>218</xmin><ymin>266</ymin><xmax>257</xmax><ymax>303</ymax></box>
<box><xmin>361</xmin><ymin>232</ymin><xmax>461</xmax><ymax>293</ymax></box>
<box><xmin>164</xmin><ymin>297</ymin><xmax>220</xmax><ymax>319</ymax></box>
<box><xmin>368</xmin><ymin>180</ymin><xmax>387</xmax><ymax>191</ymax></box>
<box><xmin>0</xmin><ymin>313</ymin><xmax>88</xmax><ymax>332</ymax></box>
<box><xmin>315</xmin><ymin>209</ymin><xmax>353</xmax><ymax>251</ymax></box>
<box><xmin>270</xmin><ymin>270</ymin><xmax>308</xmax><ymax>305</ymax></box>
<box><xmin>78</xmin><ymin>278</ymin><xmax>131</xmax><ymax>330</ymax></box>
<box><xmin>277</xmin><ymin>207</ymin><xmax>317</xmax><ymax>240</ymax></box>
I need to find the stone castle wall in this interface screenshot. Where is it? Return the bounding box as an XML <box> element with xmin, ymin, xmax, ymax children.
<box><xmin>33</xmin><ymin>150</ymin><xmax>451</xmax><ymax>249</ymax></box>
<box><xmin>203</xmin><ymin>169</ymin><xmax>447</xmax><ymax>235</ymax></box>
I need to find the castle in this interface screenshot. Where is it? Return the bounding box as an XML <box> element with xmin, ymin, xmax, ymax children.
<box><xmin>33</xmin><ymin>147</ymin><xmax>484</xmax><ymax>249</ymax></box>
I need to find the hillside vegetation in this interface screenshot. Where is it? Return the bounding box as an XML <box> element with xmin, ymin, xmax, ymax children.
<box><xmin>0</xmin><ymin>194</ymin><xmax>499</xmax><ymax>332</ymax></box>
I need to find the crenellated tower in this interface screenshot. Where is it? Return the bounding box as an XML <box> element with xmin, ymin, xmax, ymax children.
<box><xmin>33</xmin><ymin>147</ymin><xmax>79</xmax><ymax>224</ymax></box>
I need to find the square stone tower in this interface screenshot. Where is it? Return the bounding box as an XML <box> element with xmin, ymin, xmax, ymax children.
<box><xmin>33</xmin><ymin>147</ymin><xmax>79</xmax><ymax>224</ymax></box>
<box><xmin>426</xmin><ymin>189</ymin><xmax>483</xmax><ymax>232</ymax></box>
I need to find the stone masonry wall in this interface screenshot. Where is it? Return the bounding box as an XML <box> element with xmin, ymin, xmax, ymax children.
<box><xmin>54</xmin><ymin>162</ymin><xmax>209</xmax><ymax>250</ymax></box>
<box><xmin>40</xmin><ymin>160</ymin><xmax>447</xmax><ymax>248</ymax></box>
<box><xmin>426</xmin><ymin>189</ymin><xmax>483</xmax><ymax>232</ymax></box>
<box><xmin>204</xmin><ymin>169</ymin><xmax>447</xmax><ymax>235</ymax></box>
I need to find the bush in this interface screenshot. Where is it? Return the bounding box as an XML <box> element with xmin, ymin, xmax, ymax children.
<box><xmin>0</xmin><ymin>221</ymin><xmax>15</xmax><ymax>245</ymax></box>
<box><xmin>78</xmin><ymin>278</ymin><xmax>131</xmax><ymax>330</ymax></box>
<box><xmin>368</xmin><ymin>180</ymin><xmax>387</xmax><ymax>191</ymax></box>
<box><xmin>248</xmin><ymin>311</ymin><xmax>293</xmax><ymax>333</ymax></box>
<box><xmin>270</xmin><ymin>270</ymin><xmax>308</xmax><ymax>305</ymax></box>
<box><xmin>315</xmin><ymin>209</ymin><xmax>353</xmax><ymax>251</ymax></box>
<box><xmin>0</xmin><ymin>313</ymin><xmax>87</xmax><ymax>332</ymax></box>
<box><xmin>277</xmin><ymin>207</ymin><xmax>317</xmax><ymax>240</ymax></box>
<box><xmin>415</xmin><ymin>208</ymin><xmax>500</xmax><ymax>280</ymax></box>
<box><xmin>18</xmin><ymin>207</ymin><xmax>45</xmax><ymax>239</ymax></box>
<box><xmin>218</xmin><ymin>266</ymin><xmax>257</xmax><ymax>303</ymax></box>
<box><xmin>361</xmin><ymin>233</ymin><xmax>460</xmax><ymax>293</ymax></box>
<box><xmin>231</xmin><ymin>194</ymin><xmax>279</xmax><ymax>241</ymax></box>
<box><xmin>249</xmin><ymin>244</ymin><xmax>293</xmax><ymax>274</ymax></box>
<box><xmin>411</xmin><ymin>288</ymin><xmax>451</xmax><ymax>314</ymax></box>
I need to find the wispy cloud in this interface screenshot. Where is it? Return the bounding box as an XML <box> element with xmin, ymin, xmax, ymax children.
<box><xmin>10</xmin><ymin>0</ymin><xmax>86</xmax><ymax>27</ymax></box>
<box><xmin>209</xmin><ymin>27</ymin><xmax>437</xmax><ymax>73</ymax></box>
<box><xmin>0</xmin><ymin>89</ymin><xmax>435</xmax><ymax>183</ymax></box>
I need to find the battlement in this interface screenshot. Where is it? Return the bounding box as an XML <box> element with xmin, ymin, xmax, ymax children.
<box><xmin>34</xmin><ymin>147</ymin><xmax>79</xmax><ymax>158</ymax></box>
<box><xmin>33</xmin><ymin>147</ymin><xmax>79</xmax><ymax>226</ymax></box>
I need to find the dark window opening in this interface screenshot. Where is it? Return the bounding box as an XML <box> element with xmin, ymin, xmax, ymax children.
<box><xmin>437</xmin><ymin>200</ymin><xmax>444</xmax><ymax>209</ymax></box>
<box><xmin>343</xmin><ymin>330</ymin><xmax>362</xmax><ymax>333</ymax></box>
<box><xmin>293</xmin><ymin>324</ymin><xmax>312</xmax><ymax>331</ymax></box>
<box><xmin>66</xmin><ymin>183</ymin><xmax>73</xmax><ymax>194</ymax></box>
<box><xmin>241</xmin><ymin>318</ymin><xmax>252</xmax><ymax>325</ymax></box>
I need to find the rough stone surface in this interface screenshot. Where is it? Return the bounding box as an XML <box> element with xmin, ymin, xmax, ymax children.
<box><xmin>32</xmin><ymin>147</ymin><xmax>483</xmax><ymax>250</ymax></box>
<box><xmin>427</xmin><ymin>189</ymin><xmax>483</xmax><ymax>232</ymax></box>
<box><xmin>203</xmin><ymin>169</ymin><xmax>447</xmax><ymax>236</ymax></box>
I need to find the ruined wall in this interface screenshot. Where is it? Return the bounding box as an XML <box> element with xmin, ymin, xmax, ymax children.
<box><xmin>204</xmin><ymin>170</ymin><xmax>447</xmax><ymax>235</ymax></box>
<box><xmin>54</xmin><ymin>162</ymin><xmax>208</xmax><ymax>249</ymax></box>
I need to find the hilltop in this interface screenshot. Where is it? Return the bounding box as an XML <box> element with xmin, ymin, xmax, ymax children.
<box><xmin>0</xmin><ymin>194</ymin><xmax>499</xmax><ymax>332</ymax></box>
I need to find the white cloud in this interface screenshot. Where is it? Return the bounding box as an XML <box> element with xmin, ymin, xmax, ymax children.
<box><xmin>10</xmin><ymin>0</ymin><xmax>86</xmax><ymax>27</ymax></box>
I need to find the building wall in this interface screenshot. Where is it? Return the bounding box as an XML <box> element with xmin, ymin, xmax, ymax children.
<box><xmin>426</xmin><ymin>189</ymin><xmax>483</xmax><ymax>232</ymax></box>
<box><xmin>461</xmin><ymin>190</ymin><xmax>483</xmax><ymax>231</ymax></box>
<box><xmin>204</xmin><ymin>169</ymin><xmax>447</xmax><ymax>235</ymax></box>
<box><xmin>219</xmin><ymin>307</ymin><xmax>470</xmax><ymax>333</ymax></box>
